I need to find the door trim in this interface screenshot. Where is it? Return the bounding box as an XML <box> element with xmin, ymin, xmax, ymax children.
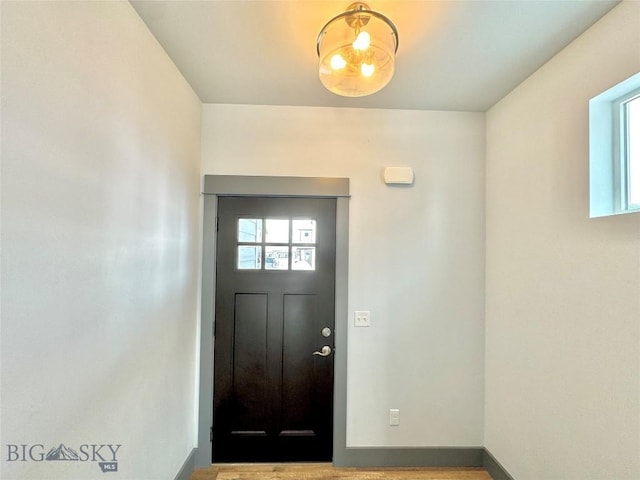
<box><xmin>196</xmin><ymin>175</ymin><xmax>350</xmax><ymax>467</ymax></box>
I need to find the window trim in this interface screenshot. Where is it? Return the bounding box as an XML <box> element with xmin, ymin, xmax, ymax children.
<box><xmin>620</xmin><ymin>92</ymin><xmax>640</xmax><ymax>211</ymax></box>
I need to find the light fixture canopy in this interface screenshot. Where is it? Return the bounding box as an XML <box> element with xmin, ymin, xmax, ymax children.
<box><xmin>317</xmin><ymin>2</ymin><xmax>398</xmax><ymax>97</ymax></box>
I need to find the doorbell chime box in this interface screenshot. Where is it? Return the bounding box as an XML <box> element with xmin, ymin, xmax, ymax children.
<box><xmin>383</xmin><ymin>167</ymin><xmax>414</xmax><ymax>185</ymax></box>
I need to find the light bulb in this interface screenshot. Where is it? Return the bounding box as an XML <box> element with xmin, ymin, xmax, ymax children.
<box><xmin>352</xmin><ymin>31</ymin><xmax>370</xmax><ymax>51</ymax></box>
<box><xmin>330</xmin><ymin>54</ymin><xmax>347</xmax><ymax>70</ymax></box>
<box><xmin>361</xmin><ymin>63</ymin><xmax>375</xmax><ymax>77</ymax></box>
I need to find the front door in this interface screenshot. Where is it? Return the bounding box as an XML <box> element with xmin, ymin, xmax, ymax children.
<box><xmin>213</xmin><ymin>196</ymin><xmax>336</xmax><ymax>462</ymax></box>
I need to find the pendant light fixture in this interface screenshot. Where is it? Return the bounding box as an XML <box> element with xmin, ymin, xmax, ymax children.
<box><xmin>317</xmin><ymin>2</ymin><xmax>399</xmax><ymax>97</ymax></box>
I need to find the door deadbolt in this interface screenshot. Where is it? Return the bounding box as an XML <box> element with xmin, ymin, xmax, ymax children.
<box><xmin>321</xmin><ymin>327</ymin><xmax>332</xmax><ymax>338</ymax></box>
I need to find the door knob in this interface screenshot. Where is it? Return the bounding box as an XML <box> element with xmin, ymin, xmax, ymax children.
<box><xmin>313</xmin><ymin>345</ymin><xmax>333</xmax><ymax>357</ymax></box>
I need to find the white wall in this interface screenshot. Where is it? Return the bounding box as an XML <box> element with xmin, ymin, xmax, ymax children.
<box><xmin>1</xmin><ymin>2</ymin><xmax>201</xmax><ymax>479</ymax></box>
<box><xmin>485</xmin><ymin>2</ymin><xmax>640</xmax><ymax>479</ymax></box>
<box><xmin>202</xmin><ymin>104</ymin><xmax>485</xmax><ymax>447</ymax></box>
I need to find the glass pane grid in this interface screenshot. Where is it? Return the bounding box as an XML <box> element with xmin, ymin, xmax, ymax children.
<box><xmin>238</xmin><ymin>218</ymin><xmax>263</xmax><ymax>243</ymax></box>
<box><xmin>292</xmin><ymin>246</ymin><xmax>316</xmax><ymax>270</ymax></box>
<box><xmin>265</xmin><ymin>245</ymin><xmax>289</xmax><ymax>270</ymax></box>
<box><xmin>292</xmin><ymin>219</ymin><xmax>316</xmax><ymax>244</ymax></box>
<box><xmin>265</xmin><ymin>219</ymin><xmax>290</xmax><ymax>243</ymax></box>
<box><xmin>237</xmin><ymin>245</ymin><xmax>262</xmax><ymax>270</ymax></box>
<box><xmin>236</xmin><ymin>217</ymin><xmax>318</xmax><ymax>271</ymax></box>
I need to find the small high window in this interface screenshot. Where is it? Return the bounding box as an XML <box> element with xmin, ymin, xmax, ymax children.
<box><xmin>589</xmin><ymin>72</ymin><xmax>640</xmax><ymax>217</ymax></box>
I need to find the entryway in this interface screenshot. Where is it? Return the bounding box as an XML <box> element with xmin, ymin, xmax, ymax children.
<box><xmin>196</xmin><ymin>175</ymin><xmax>350</xmax><ymax>467</ymax></box>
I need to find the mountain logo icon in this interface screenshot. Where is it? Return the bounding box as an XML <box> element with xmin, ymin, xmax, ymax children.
<box><xmin>45</xmin><ymin>443</ymin><xmax>79</xmax><ymax>461</ymax></box>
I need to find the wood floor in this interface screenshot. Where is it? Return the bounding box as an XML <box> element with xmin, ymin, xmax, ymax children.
<box><xmin>190</xmin><ymin>464</ymin><xmax>493</xmax><ymax>480</ymax></box>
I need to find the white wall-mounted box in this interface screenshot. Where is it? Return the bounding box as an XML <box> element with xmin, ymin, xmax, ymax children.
<box><xmin>383</xmin><ymin>167</ymin><xmax>414</xmax><ymax>185</ymax></box>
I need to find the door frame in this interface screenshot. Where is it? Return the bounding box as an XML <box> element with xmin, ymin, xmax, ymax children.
<box><xmin>195</xmin><ymin>175</ymin><xmax>350</xmax><ymax>467</ymax></box>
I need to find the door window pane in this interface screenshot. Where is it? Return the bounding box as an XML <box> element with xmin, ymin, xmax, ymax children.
<box><xmin>292</xmin><ymin>247</ymin><xmax>315</xmax><ymax>270</ymax></box>
<box><xmin>237</xmin><ymin>246</ymin><xmax>262</xmax><ymax>270</ymax></box>
<box><xmin>238</xmin><ymin>219</ymin><xmax>262</xmax><ymax>243</ymax></box>
<box><xmin>292</xmin><ymin>220</ymin><xmax>316</xmax><ymax>244</ymax></box>
<box><xmin>265</xmin><ymin>219</ymin><xmax>289</xmax><ymax>243</ymax></box>
<box><xmin>265</xmin><ymin>246</ymin><xmax>289</xmax><ymax>270</ymax></box>
<box><xmin>236</xmin><ymin>217</ymin><xmax>318</xmax><ymax>271</ymax></box>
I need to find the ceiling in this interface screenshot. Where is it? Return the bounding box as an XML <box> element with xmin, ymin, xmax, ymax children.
<box><xmin>130</xmin><ymin>0</ymin><xmax>619</xmax><ymax>112</ymax></box>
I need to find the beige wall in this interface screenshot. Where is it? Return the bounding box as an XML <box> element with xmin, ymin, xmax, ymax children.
<box><xmin>485</xmin><ymin>2</ymin><xmax>640</xmax><ymax>479</ymax></box>
<box><xmin>0</xmin><ymin>2</ymin><xmax>202</xmax><ymax>479</ymax></box>
<box><xmin>202</xmin><ymin>104</ymin><xmax>486</xmax><ymax>447</ymax></box>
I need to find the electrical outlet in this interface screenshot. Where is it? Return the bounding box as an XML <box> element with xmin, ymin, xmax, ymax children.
<box><xmin>389</xmin><ymin>409</ymin><xmax>400</xmax><ymax>426</ymax></box>
<box><xmin>354</xmin><ymin>311</ymin><xmax>371</xmax><ymax>327</ymax></box>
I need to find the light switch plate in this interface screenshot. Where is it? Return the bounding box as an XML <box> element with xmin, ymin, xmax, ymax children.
<box><xmin>389</xmin><ymin>409</ymin><xmax>400</xmax><ymax>426</ymax></box>
<box><xmin>354</xmin><ymin>311</ymin><xmax>371</xmax><ymax>327</ymax></box>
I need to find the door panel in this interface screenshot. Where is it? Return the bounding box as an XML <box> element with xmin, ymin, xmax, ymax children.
<box><xmin>213</xmin><ymin>196</ymin><xmax>336</xmax><ymax>462</ymax></box>
<box><xmin>232</xmin><ymin>293</ymin><xmax>268</xmax><ymax>435</ymax></box>
<box><xmin>282</xmin><ymin>294</ymin><xmax>316</xmax><ymax>431</ymax></box>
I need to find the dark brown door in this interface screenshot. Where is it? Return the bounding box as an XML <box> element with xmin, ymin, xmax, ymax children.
<box><xmin>213</xmin><ymin>196</ymin><xmax>336</xmax><ymax>462</ymax></box>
